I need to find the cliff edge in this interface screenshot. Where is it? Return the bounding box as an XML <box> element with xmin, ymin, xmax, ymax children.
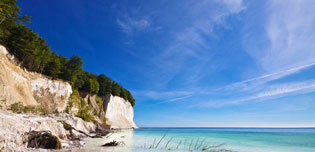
<box><xmin>0</xmin><ymin>45</ymin><xmax>72</xmax><ymax>112</ymax></box>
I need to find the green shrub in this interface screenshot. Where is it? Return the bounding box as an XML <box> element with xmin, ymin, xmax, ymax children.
<box><xmin>8</xmin><ymin>102</ymin><xmax>49</xmax><ymax>115</ymax></box>
<box><xmin>76</xmin><ymin>100</ymin><xmax>93</xmax><ymax>122</ymax></box>
<box><xmin>8</xmin><ymin>102</ymin><xmax>24</xmax><ymax>113</ymax></box>
<box><xmin>37</xmin><ymin>105</ymin><xmax>49</xmax><ymax>115</ymax></box>
<box><xmin>22</xmin><ymin>105</ymin><xmax>36</xmax><ymax>113</ymax></box>
<box><xmin>62</xmin><ymin>122</ymin><xmax>73</xmax><ymax>131</ymax></box>
<box><xmin>95</xmin><ymin>95</ymin><xmax>102</xmax><ymax>110</ymax></box>
<box><xmin>93</xmin><ymin>109</ymin><xmax>98</xmax><ymax>116</ymax></box>
<box><xmin>76</xmin><ymin>107</ymin><xmax>92</xmax><ymax>122</ymax></box>
<box><xmin>65</xmin><ymin>89</ymin><xmax>81</xmax><ymax>114</ymax></box>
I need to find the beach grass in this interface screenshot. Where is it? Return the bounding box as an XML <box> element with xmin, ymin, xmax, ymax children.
<box><xmin>141</xmin><ymin>135</ymin><xmax>233</xmax><ymax>152</ymax></box>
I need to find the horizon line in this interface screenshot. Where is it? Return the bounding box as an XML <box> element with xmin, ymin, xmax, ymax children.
<box><xmin>138</xmin><ymin>126</ymin><xmax>315</xmax><ymax>129</ymax></box>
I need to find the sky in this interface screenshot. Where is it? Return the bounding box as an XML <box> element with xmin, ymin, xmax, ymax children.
<box><xmin>18</xmin><ymin>0</ymin><xmax>315</xmax><ymax>127</ymax></box>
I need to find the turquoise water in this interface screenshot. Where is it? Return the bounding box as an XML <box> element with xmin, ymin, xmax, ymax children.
<box><xmin>84</xmin><ymin>128</ymin><xmax>315</xmax><ymax>152</ymax></box>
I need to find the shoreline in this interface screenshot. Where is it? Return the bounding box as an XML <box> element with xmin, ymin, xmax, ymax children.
<box><xmin>83</xmin><ymin>129</ymin><xmax>134</xmax><ymax>152</ymax></box>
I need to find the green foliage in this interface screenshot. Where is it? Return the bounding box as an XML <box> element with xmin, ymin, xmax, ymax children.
<box><xmin>97</xmin><ymin>74</ymin><xmax>112</xmax><ymax>96</ymax></box>
<box><xmin>120</xmin><ymin>89</ymin><xmax>128</xmax><ymax>100</ymax></box>
<box><xmin>43</xmin><ymin>53</ymin><xmax>61</xmax><ymax>78</ymax></box>
<box><xmin>62</xmin><ymin>122</ymin><xmax>73</xmax><ymax>131</ymax></box>
<box><xmin>8</xmin><ymin>102</ymin><xmax>23</xmax><ymax>113</ymax></box>
<box><xmin>111</xmin><ymin>82</ymin><xmax>121</xmax><ymax>96</ymax></box>
<box><xmin>76</xmin><ymin>99</ymin><xmax>93</xmax><ymax>122</ymax></box>
<box><xmin>37</xmin><ymin>105</ymin><xmax>49</xmax><ymax>115</ymax></box>
<box><xmin>81</xmin><ymin>73</ymin><xmax>99</xmax><ymax>94</ymax></box>
<box><xmin>0</xmin><ymin>0</ymin><xmax>30</xmax><ymax>41</ymax></box>
<box><xmin>126</xmin><ymin>90</ymin><xmax>135</xmax><ymax>106</ymax></box>
<box><xmin>4</xmin><ymin>24</ymin><xmax>52</xmax><ymax>73</ymax></box>
<box><xmin>65</xmin><ymin>89</ymin><xmax>81</xmax><ymax>113</ymax></box>
<box><xmin>22</xmin><ymin>105</ymin><xmax>36</xmax><ymax>113</ymax></box>
<box><xmin>0</xmin><ymin>0</ymin><xmax>136</xmax><ymax>106</ymax></box>
<box><xmin>8</xmin><ymin>102</ymin><xmax>49</xmax><ymax>115</ymax></box>
<box><xmin>60</xmin><ymin>55</ymin><xmax>84</xmax><ymax>82</ymax></box>
<box><xmin>87</xmin><ymin>78</ymin><xmax>99</xmax><ymax>94</ymax></box>
<box><xmin>95</xmin><ymin>95</ymin><xmax>102</xmax><ymax>108</ymax></box>
<box><xmin>93</xmin><ymin>109</ymin><xmax>98</xmax><ymax>116</ymax></box>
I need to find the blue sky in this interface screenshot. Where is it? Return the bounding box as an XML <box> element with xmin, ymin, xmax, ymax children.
<box><xmin>18</xmin><ymin>0</ymin><xmax>315</xmax><ymax>127</ymax></box>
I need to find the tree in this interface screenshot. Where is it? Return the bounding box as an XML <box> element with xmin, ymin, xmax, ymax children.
<box><xmin>43</xmin><ymin>53</ymin><xmax>61</xmax><ymax>78</ymax></box>
<box><xmin>73</xmin><ymin>71</ymin><xmax>88</xmax><ymax>89</ymax></box>
<box><xmin>0</xmin><ymin>0</ymin><xmax>29</xmax><ymax>24</ymax></box>
<box><xmin>86</xmin><ymin>78</ymin><xmax>99</xmax><ymax>94</ymax></box>
<box><xmin>126</xmin><ymin>90</ymin><xmax>135</xmax><ymax>106</ymax></box>
<box><xmin>111</xmin><ymin>82</ymin><xmax>121</xmax><ymax>96</ymax></box>
<box><xmin>97</xmin><ymin>74</ymin><xmax>112</xmax><ymax>96</ymax></box>
<box><xmin>0</xmin><ymin>0</ymin><xmax>30</xmax><ymax>42</ymax></box>
<box><xmin>120</xmin><ymin>88</ymin><xmax>128</xmax><ymax>100</ymax></box>
<box><xmin>60</xmin><ymin>55</ymin><xmax>84</xmax><ymax>82</ymax></box>
<box><xmin>3</xmin><ymin>24</ymin><xmax>52</xmax><ymax>72</ymax></box>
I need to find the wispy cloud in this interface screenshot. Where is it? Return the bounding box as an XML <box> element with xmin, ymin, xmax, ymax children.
<box><xmin>244</xmin><ymin>0</ymin><xmax>315</xmax><ymax>72</ymax></box>
<box><xmin>132</xmin><ymin>90</ymin><xmax>194</xmax><ymax>101</ymax></box>
<box><xmin>117</xmin><ymin>15</ymin><xmax>151</xmax><ymax>36</ymax></box>
<box><xmin>161</xmin><ymin>94</ymin><xmax>194</xmax><ymax>103</ymax></box>
<box><xmin>150</xmin><ymin>0</ymin><xmax>246</xmax><ymax>87</ymax></box>
<box><xmin>192</xmin><ymin>80</ymin><xmax>315</xmax><ymax>108</ymax></box>
<box><xmin>190</xmin><ymin>62</ymin><xmax>315</xmax><ymax>108</ymax></box>
<box><xmin>189</xmin><ymin>0</ymin><xmax>315</xmax><ymax>109</ymax></box>
<box><xmin>219</xmin><ymin>62</ymin><xmax>315</xmax><ymax>91</ymax></box>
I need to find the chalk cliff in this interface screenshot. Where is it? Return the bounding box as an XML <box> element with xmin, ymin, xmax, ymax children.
<box><xmin>0</xmin><ymin>44</ymin><xmax>136</xmax><ymax>129</ymax></box>
<box><xmin>80</xmin><ymin>93</ymin><xmax>137</xmax><ymax>129</ymax></box>
<box><xmin>0</xmin><ymin>45</ymin><xmax>72</xmax><ymax>112</ymax></box>
<box><xmin>101</xmin><ymin>94</ymin><xmax>137</xmax><ymax>129</ymax></box>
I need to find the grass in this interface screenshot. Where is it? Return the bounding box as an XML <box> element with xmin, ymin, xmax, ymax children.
<box><xmin>8</xmin><ymin>102</ymin><xmax>49</xmax><ymax>115</ymax></box>
<box><xmin>141</xmin><ymin>135</ymin><xmax>234</xmax><ymax>152</ymax></box>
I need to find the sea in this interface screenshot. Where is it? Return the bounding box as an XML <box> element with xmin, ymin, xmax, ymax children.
<box><xmin>83</xmin><ymin>128</ymin><xmax>315</xmax><ymax>152</ymax></box>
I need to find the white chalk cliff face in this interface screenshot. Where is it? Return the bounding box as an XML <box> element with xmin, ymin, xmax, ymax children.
<box><xmin>0</xmin><ymin>45</ymin><xmax>72</xmax><ymax>112</ymax></box>
<box><xmin>101</xmin><ymin>94</ymin><xmax>137</xmax><ymax>129</ymax></box>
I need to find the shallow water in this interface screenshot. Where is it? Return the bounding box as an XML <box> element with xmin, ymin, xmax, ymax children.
<box><xmin>84</xmin><ymin>128</ymin><xmax>315</xmax><ymax>152</ymax></box>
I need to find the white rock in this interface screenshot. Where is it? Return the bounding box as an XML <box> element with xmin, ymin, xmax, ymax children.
<box><xmin>0</xmin><ymin>110</ymin><xmax>96</xmax><ymax>151</ymax></box>
<box><xmin>0</xmin><ymin>45</ymin><xmax>72</xmax><ymax>112</ymax></box>
<box><xmin>102</xmin><ymin>94</ymin><xmax>137</xmax><ymax>129</ymax></box>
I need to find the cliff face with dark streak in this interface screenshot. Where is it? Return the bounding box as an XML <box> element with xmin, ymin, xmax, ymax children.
<box><xmin>81</xmin><ymin>93</ymin><xmax>137</xmax><ymax>129</ymax></box>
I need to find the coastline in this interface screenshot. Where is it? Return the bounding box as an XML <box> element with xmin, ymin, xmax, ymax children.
<box><xmin>83</xmin><ymin>127</ymin><xmax>315</xmax><ymax>152</ymax></box>
<box><xmin>84</xmin><ymin>129</ymin><xmax>135</xmax><ymax>152</ymax></box>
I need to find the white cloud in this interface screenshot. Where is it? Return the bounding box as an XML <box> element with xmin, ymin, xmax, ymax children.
<box><xmin>219</xmin><ymin>62</ymin><xmax>315</xmax><ymax>92</ymax></box>
<box><xmin>132</xmin><ymin>90</ymin><xmax>194</xmax><ymax>100</ymax></box>
<box><xmin>244</xmin><ymin>0</ymin><xmax>315</xmax><ymax>72</ymax></box>
<box><xmin>162</xmin><ymin>94</ymin><xmax>194</xmax><ymax>103</ymax></box>
<box><xmin>190</xmin><ymin>62</ymin><xmax>315</xmax><ymax>108</ymax></box>
<box><xmin>151</xmin><ymin>0</ymin><xmax>246</xmax><ymax>86</ymax></box>
<box><xmin>220</xmin><ymin>0</ymin><xmax>246</xmax><ymax>13</ymax></box>
<box><xmin>189</xmin><ymin>0</ymin><xmax>315</xmax><ymax>108</ymax></box>
<box><xmin>117</xmin><ymin>15</ymin><xmax>151</xmax><ymax>35</ymax></box>
<box><xmin>192</xmin><ymin>80</ymin><xmax>315</xmax><ymax>108</ymax></box>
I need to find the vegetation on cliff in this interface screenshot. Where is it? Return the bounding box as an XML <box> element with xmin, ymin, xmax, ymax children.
<box><xmin>0</xmin><ymin>0</ymin><xmax>135</xmax><ymax>106</ymax></box>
